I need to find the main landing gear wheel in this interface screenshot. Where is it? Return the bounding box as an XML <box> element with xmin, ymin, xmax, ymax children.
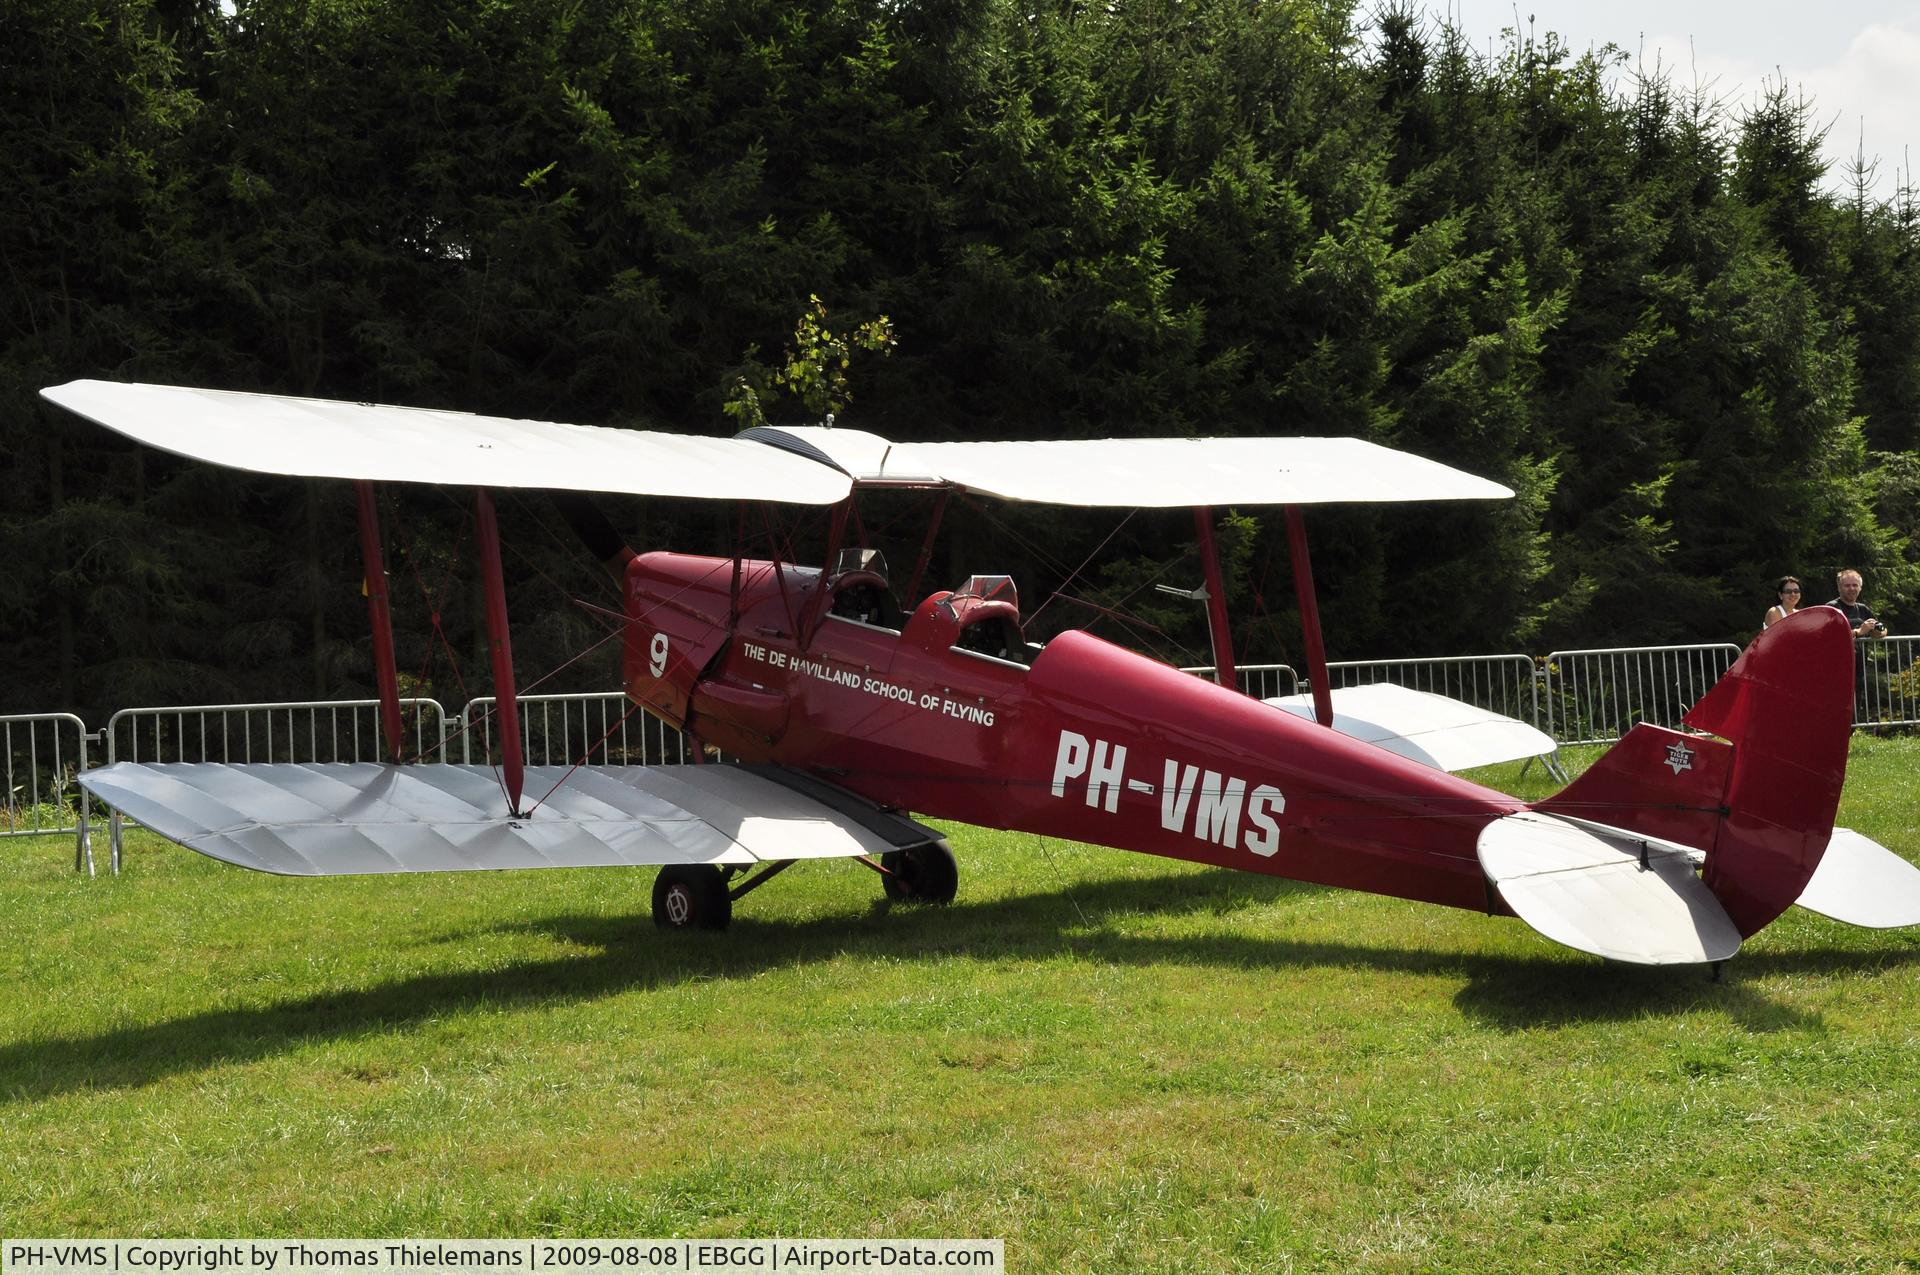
<box><xmin>881</xmin><ymin>840</ymin><xmax>958</xmax><ymax>905</ymax></box>
<box><xmin>652</xmin><ymin>864</ymin><xmax>733</xmax><ymax>930</ymax></box>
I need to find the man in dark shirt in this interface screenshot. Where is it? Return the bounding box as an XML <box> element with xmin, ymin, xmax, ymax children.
<box><xmin>1827</xmin><ymin>569</ymin><xmax>1885</xmax><ymax>638</ymax></box>
<box><xmin>1827</xmin><ymin>569</ymin><xmax>1887</xmax><ymax>725</ymax></box>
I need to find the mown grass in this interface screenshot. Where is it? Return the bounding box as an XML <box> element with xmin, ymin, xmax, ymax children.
<box><xmin>3</xmin><ymin>740</ymin><xmax>1919</xmax><ymax>1271</ymax></box>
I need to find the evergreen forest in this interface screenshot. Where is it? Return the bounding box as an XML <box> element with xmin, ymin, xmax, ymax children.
<box><xmin>6</xmin><ymin>0</ymin><xmax>1920</xmax><ymax>720</ymax></box>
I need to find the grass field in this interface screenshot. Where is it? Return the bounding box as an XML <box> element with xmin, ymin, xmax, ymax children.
<box><xmin>3</xmin><ymin>738</ymin><xmax>1919</xmax><ymax>1271</ymax></box>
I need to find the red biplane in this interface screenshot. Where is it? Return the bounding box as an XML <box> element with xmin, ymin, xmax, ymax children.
<box><xmin>44</xmin><ymin>380</ymin><xmax>1920</xmax><ymax>967</ymax></box>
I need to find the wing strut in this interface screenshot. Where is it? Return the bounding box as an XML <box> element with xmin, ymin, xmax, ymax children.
<box><xmin>474</xmin><ymin>489</ymin><xmax>525</xmax><ymax>814</ymax></box>
<box><xmin>801</xmin><ymin>496</ymin><xmax>855</xmax><ymax>647</ymax></box>
<box><xmin>906</xmin><ymin>488</ymin><xmax>951</xmax><ymax>603</ymax></box>
<box><xmin>1193</xmin><ymin>507</ymin><xmax>1237</xmax><ymax>690</ymax></box>
<box><xmin>354</xmin><ymin>481</ymin><xmax>405</xmax><ymax>763</ymax></box>
<box><xmin>1285</xmin><ymin>506</ymin><xmax>1334</xmax><ymax>727</ymax></box>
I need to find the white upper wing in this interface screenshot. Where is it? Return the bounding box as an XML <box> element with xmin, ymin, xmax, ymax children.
<box><xmin>44</xmin><ymin>382</ymin><xmax>1510</xmax><ymax>508</ymax></box>
<box><xmin>755</xmin><ymin>427</ymin><xmax>1512</xmax><ymax>506</ymax></box>
<box><xmin>41</xmin><ymin>380</ymin><xmax>851</xmax><ymax>504</ymax></box>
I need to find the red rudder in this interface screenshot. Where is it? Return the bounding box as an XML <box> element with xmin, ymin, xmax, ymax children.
<box><xmin>1685</xmin><ymin>606</ymin><xmax>1855</xmax><ymax>936</ymax></box>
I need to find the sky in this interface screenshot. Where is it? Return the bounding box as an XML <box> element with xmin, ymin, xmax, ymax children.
<box><xmin>1424</xmin><ymin>1</ymin><xmax>1920</xmax><ymax>201</ymax></box>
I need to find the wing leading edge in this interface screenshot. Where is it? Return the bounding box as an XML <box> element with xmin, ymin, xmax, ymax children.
<box><xmin>78</xmin><ymin>761</ymin><xmax>941</xmax><ymax>876</ymax></box>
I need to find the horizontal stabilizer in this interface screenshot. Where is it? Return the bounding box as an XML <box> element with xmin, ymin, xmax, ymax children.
<box><xmin>1478</xmin><ymin>811</ymin><xmax>1741</xmax><ymax>965</ymax></box>
<box><xmin>1264</xmin><ymin>683</ymin><xmax>1556</xmax><ymax>772</ymax></box>
<box><xmin>79</xmin><ymin>762</ymin><xmax>939</xmax><ymax>877</ymax></box>
<box><xmin>1795</xmin><ymin>827</ymin><xmax>1920</xmax><ymax>928</ymax></box>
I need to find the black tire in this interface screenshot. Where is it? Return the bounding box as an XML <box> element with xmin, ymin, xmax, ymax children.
<box><xmin>880</xmin><ymin>840</ymin><xmax>958</xmax><ymax>905</ymax></box>
<box><xmin>652</xmin><ymin>863</ymin><xmax>733</xmax><ymax>930</ymax></box>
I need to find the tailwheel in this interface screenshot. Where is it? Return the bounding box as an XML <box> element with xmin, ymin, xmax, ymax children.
<box><xmin>652</xmin><ymin>863</ymin><xmax>733</xmax><ymax>930</ymax></box>
<box><xmin>880</xmin><ymin>840</ymin><xmax>958</xmax><ymax>905</ymax></box>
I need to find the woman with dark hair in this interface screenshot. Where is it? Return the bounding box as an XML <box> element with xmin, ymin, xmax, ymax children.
<box><xmin>1763</xmin><ymin>575</ymin><xmax>1803</xmax><ymax>629</ymax></box>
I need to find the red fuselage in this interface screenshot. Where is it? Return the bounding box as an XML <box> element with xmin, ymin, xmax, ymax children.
<box><xmin>625</xmin><ymin>552</ymin><xmax>1523</xmax><ymax>914</ymax></box>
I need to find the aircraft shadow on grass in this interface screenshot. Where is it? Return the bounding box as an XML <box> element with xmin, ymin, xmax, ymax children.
<box><xmin>4</xmin><ymin>866</ymin><xmax>1914</xmax><ymax>1101</ymax></box>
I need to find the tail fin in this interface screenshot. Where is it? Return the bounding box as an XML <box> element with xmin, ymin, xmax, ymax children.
<box><xmin>1535</xmin><ymin>606</ymin><xmax>1854</xmax><ymax>938</ymax></box>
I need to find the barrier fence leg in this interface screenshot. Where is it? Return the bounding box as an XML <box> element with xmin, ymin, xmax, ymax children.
<box><xmin>74</xmin><ymin>786</ymin><xmax>94</xmax><ymax>877</ymax></box>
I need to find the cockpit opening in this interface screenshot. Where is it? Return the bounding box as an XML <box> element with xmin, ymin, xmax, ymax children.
<box><xmin>947</xmin><ymin>575</ymin><xmax>1029</xmax><ymax>666</ymax></box>
<box><xmin>826</xmin><ymin>548</ymin><xmax>904</xmax><ymax>630</ymax></box>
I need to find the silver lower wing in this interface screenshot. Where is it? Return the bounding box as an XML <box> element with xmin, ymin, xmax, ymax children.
<box><xmin>78</xmin><ymin>762</ymin><xmax>940</xmax><ymax>876</ymax></box>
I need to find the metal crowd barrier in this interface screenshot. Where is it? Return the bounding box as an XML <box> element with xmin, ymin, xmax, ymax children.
<box><xmin>1852</xmin><ymin>633</ymin><xmax>1920</xmax><ymax>728</ymax></box>
<box><xmin>1326</xmin><ymin>653</ymin><xmax>1539</xmax><ymax>721</ymax></box>
<box><xmin>105</xmin><ymin>698</ymin><xmax>451</xmax><ymax>764</ymax></box>
<box><xmin>460</xmin><ymin>691</ymin><xmax>689</xmax><ymax>767</ymax></box>
<box><xmin>1231</xmin><ymin>639</ymin><xmax>1916</xmax><ymax>741</ymax></box>
<box><xmin>1185</xmin><ymin>656</ymin><xmax>1539</xmax><ymax>723</ymax></box>
<box><xmin>2</xmin><ymin>712</ymin><xmax>94</xmax><ymax>872</ymax></box>
<box><xmin>1180</xmin><ymin>663</ymin><xmax>1301</xmax><ymax>698</ymax></box>
<box><xmin>1540</xmin><ymin>643</ymin><xmax>1741</xmax><ymax>746</ymax></box>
